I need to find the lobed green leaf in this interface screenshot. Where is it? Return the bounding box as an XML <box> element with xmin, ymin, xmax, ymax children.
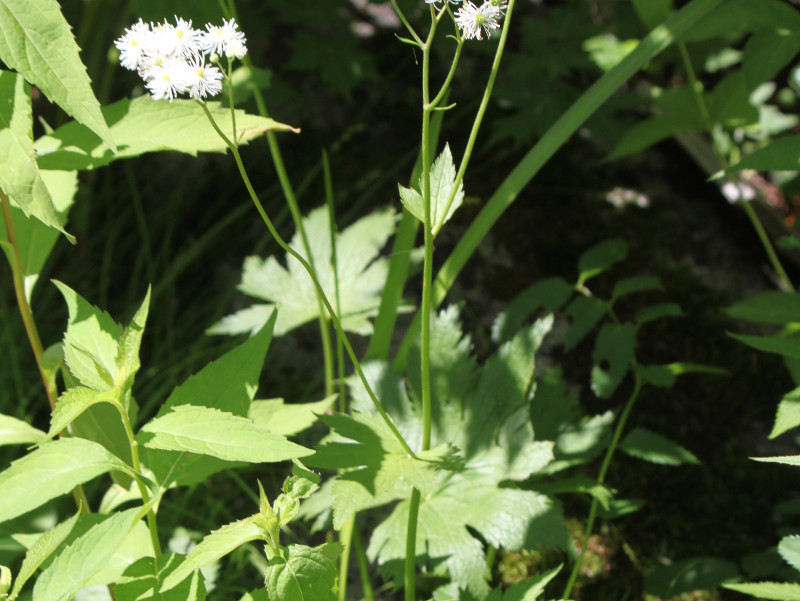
<box><xmin>264</xmin><ymin>544</ymin><xmax>340</xmax><ymax>601</ymax></box>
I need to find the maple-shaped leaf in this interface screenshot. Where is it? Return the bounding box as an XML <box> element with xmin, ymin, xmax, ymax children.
<box><xmin>340</xmin><ymin>307</ymin><xmax>568</xmax><ymax>594</ymax></box>
<box><xmin>305</xmin><ymin>411</ymin><xmax>462</xmax><ymax>529</ymax></box>
<box><xmin>210</xmin><ymin>206</ymin><xmax>397</xmax><ymax>337</ymax></box>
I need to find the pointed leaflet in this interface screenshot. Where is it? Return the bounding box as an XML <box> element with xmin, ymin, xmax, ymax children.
<box><xmin>264</xmin><ymin>544</ymin><xmax>340</xmax><ymax>601</ymax></box>
<box><xmin>779</xmin><ymin>536</ymin><xmax>800</xmax><ymax>572</ymax></box>
<box><xmin>45</xmin><ymin>386</ymin><xmax>123</xmax><ymax>442</ymax></box>
<box><xmin>138</xmin><ymin>405</ymin><xmax>312</xmax><ymax>462</ymax></box>
<box><xmin>248</xmin><ymin>396</ymin><xmax>335</xmax><ymax>437</ymax></box>
<box><xmin>591</xmin><ymin>322</ymin><xmax>636</xmax><ymax>399</ymax></box>
<box><xmin>54</xmin><ymin>280</ymin><xmax>123</xmax><ymax>392</ymax></box>
<box><xmin>34</xmin><ymin>97</ymin><xmax>293</xmax><ymax>171</ymax></box>
<box><xmin>723</xmin><ymin>582</ymin><xmax>800</xmax><ymax>601</ymax></box>
<box><xmin>771</xmin><ymin>387</ymin><xmax>800</xmax><ymax>439</ymax></box>
<box><xmin>0</xmin><ymin>413</ymin><xmax>44</xmax><ymax>446</ymax></box>
<box><xmin>0</xmin><ymin>0</ymin><xmax>115</xmax><ymax>150</ymax></box>
<box><xmin>0</xmin><ymin>170</ymin><xmax>78</xmax><ymax>303</ymax></box>
<box><xmin>145</xmin><ymin>316</ymin><xmax>277</xmax><ymax>487</ymax></box>
<box><xmin>728</xmin><ymin>332</ymin><xmax>800</xmax><ymax>359</ymax></box>
<box><xmin>8</xmin><ymin>511</ymin><xmax>79</xmax><ymax>601</ymax></box>
<box><xmin>0</xmin><ymin>438</ymin><xmax>135</xmax><ymax>522</ymax></box>
<box><xmin>160</xmin><ymin>517</ymin><xmax>266</xmax><ymax>592</ymax></box>
<box><xmin>116</xmin><ymin>286</ymin><xmax>151</xmax><ymax>394</ymax></box>
<box><xmin>210</xmin><ymin>206</ymin><xmax>396</xmax><ymax>337</ymax></box>
<box><xmin>32</xmin><ymin>507</ymin><xmax>147</xmax><ymax>601</ymax></box>
<box><xmin>0</xmin><ymin>70</ymin><xmax>71</xmax><ymax>240</ymax></box>
<box><xmin>725</xmin><ymin>291</ymin><xmax>800</xmax><ymax>324</ymax></box>
<box><xmin>398</xmin><ymin>144</ymin><xmax>464</xmax><ymax>236</ymax></box>
<box><xmin>116</xmin><ymin>554</ymin><xmax>206</xmax><ymax>601</ymax></box>
<box><xmin>619</xmin><ymin>427</ymin><xmax>700</xmax><ymax>466</ymax></box>
<box><xmin>577</xmin><ymin>238</ymin><xmax>628</xmax><ymax>285</ymax></box>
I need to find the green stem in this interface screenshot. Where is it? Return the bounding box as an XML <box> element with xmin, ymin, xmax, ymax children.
<box><xmin>678</xmin><ymin>41</ymin><xmax>794</xmax><ymax>292</ymax></box>
<box><xmin>338</xmin><ymin>515</ymin><xmax>355</xmax><ymax>601</ymax></box>
<box><xmin>562</xmin><ymin>373</ymin><xmax>643</xmax><ymax>599</ymax></box>
<box><xmin>323</xmin><ymin>150</ymin><xmax>347</xmax><ymax>411</ymax></box>
<box><xmin>247</xmin><ymin>82</ymin><xmax>336</xmax><ymax>396</ymax></box>
<box><xmin>405</xmin><ymin>15</ymin><xmax>440</xmax><ymax>601</ymax></box>
<box><xmin>353</xmin><ymin>524</ymin><xmax>376</xmax><ymax>601</ymax></box>
<box><xmin>388</xmin><ymin>0</ymin><xmax>423</xmax><ymax>46</ymax></box>
<box><xmin>119</xmin><ymin>405</ymin><xmax>162</xmax><ymax>559</ymax></box>
<box><xmin>1</xmin><ymin>188</ymin><xmax>56</xmax><ymax>411</ymax></box>
<box><xmin>198</xmin><ymin>103</ymin><xmax>414</xmax><ymax>457</ymax></box>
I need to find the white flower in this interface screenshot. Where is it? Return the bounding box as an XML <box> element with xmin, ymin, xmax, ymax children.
<box><xmin>151</xmin><ymin>17</ymin><xmax>201</xmax><ymax>58</ymax></box>
<box><xmin>200</xmin><ymin>18</ymin><xmax>247</xmax><ymax>59</ymax></box>
<box><xmin>114</xmin><ymin>19</ymin><xmax>153</xmax><ymax>70</ymax></box>
<box><xmin>145</xmin><ymin>58</ymin><xmax>192</xmax><ymax>101</ymax></box>
<box><xmin>454</xmin><ymin>1</ymin><xmax>502</xmax><ymax>40</ymax></box>
<box><xmin>186</xmin><ymin>55</ymin><xmax>223</xmax><ymax>99</ymax></box>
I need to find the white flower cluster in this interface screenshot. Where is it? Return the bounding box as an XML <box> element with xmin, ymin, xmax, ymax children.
<box><xmin>425</xmin><ymin>0</ymin><xmax>508</xmax><ymax>40</ymax></box>
<box><xmin>114</xmin><ymin>16</ymin><xmax>248</xmax><ymax>101</ymax></box>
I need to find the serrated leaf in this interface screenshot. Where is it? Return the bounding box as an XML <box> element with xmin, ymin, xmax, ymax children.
<box><xmin>491</xmin><ymin>277</ymin><xmax>573</xmax><ymax>344</ymax></box>
<box><xmin>0</xmin><ymin>438</ymin><xmax>134</xmax><ymax>522</ymax></box>
<box><xmin>577</xmin><ymin>238</ymin><xmax>627</xmax><ymax>285</ymax></box>
<box><xmin>54</xmin><ymin>281</ymin><xmax>122</xmax><ymax>392</ymax></box>
<box><xmin>728</xmin><ymin>332</ymin><xmax>800</xmax><ymax>359</ymax></box>
<box><xmin>8</xmin><ymin>511</ymin><xmax>79</xmax><ymax>601</ymax></box>
<box><xmin>0</xmin><ymin>0</ymin><xmax>115</xmax><ymax>150</ymax></box>
<box><xmin>144</xmin><ymin>317</ymin><xmax>278</xmax><ymax>487</ymax></box>
<box><xmin>771</xmin><ymin>387</ymin><xmax>800</xmax><ymax>439</ymax></box>
<box><xmin>264</xmin><ymin>544</ymin><xmax>339</xmax><ymax>601</ymax></box>
<box><xmin>34</xmin><ymin>97</ymin><xmax>295</xmax><ymax>171</ymax></box>
<box><xmin>752</xmin><ymin>455</ymin><xmax>800</xmax><ymax>466</ymax></box>
<box><xmin>115</xmin><ymin>287</ymin><xmax>151</xmax><ymax>392</ymax></box>
<box><xmin>306</xmin><ymin>411</ymin><xmax>460</xmax><ymax>528</ymax></box>
<box><xmin>721</xmin><ymin>136</ymin><xmax>800</xmax><ymax>176</ymax></box>
<box><xmin>116</xmin><ymin>554</ymin><xmax>206</xmax><ymax>601</ymax></box>
<box><xmin>779</xmin><ymin>536</ymin><xmax>800</xmax><ymax>572</ymax></box>
<box><xmin>591</xmin><ymin>322</ymin><xmax>636</xmax><ymax>398</ymax></box>
<box><xmin>45</xmin><ymin>386</ymin><xmax>122</xmax><ymax>443</ymax></box>
<box><xmin>611</xmin><ymin>275</ymin><xmax>662</xmax><ymax>301</ymax></box>
<box><xmin>0</xmin><ymin>70</ymin><xmax>71</xmax><ymax>241</ymax></box>
<box><xmin>210</xmin><ymin>206</ymin><xmax>395</xmax><ymax>338</ymax></box>
<box><xmin>248</xmin><ymin>396</ymin><xmax>335</xmax><ymax>438</ymax></box>
<box><xmin>726</xmin><ymin>291</ymin><xmax>800</xmax><ymax>324</ymax></box>
<box><xmin>563</xmin><ymin>295</ymin><xmax>607</xmax><ymax>351</ymax></box>
<box><xmin>504</xmin><ymin>564</ymin><xmax>563</xmax><ymax>601</ymax></box>
<box><xmin>0</xmin><ymin>413</ymin><xmax>45</xmax><ymax>446</ymax></box>
<box><xmin>620</xmin><ymin>427</ymin><xmax>700</xmax><ymax>466</ymax></box>
<box><xmin>139</xmin><ymin>405</ymin><xmax>313</xmax><ymax>463</ymax></box>
<box><xmin>161</xmin><ymin>517</ymin><xmax>266</xmax><ymax>592</ymax></box>
<box><xmin>723</xmin><ymin>582</ymin><xmax>800</xmax><ymax>601</ymax></box>
<box><xmin>32</xmin><ymin>507</ymin><xmax>147</xmax><ymax>601</ymax></box>
<box><xmin>635</xmin><ymin>302</ymin><xmax>684</xmax><ymax>326</ymax></box>
<box><xmin>398</xmin><ymin>144</ymin><xmax>464</xmax><ymax>236</ymax></box>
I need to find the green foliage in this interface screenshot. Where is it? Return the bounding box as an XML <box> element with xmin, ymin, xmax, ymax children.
<box><xmin>619</xmin><ymin>427</ymin><xmax>700</xmax><ymax>466</ymax></box>
<box><xmin>264</xmin><ymin>543</ymin><xmax>341</xmax><ymax>601</ymax></box>
<box><xmin>211</xmin><ymin>206</ymin><xmax>396</xmax><ymax>337</ymax></box>
<box><xmin>399</xmin><ymin>144</ymin><xmax>464</xmax><ymax>236</ymax></box>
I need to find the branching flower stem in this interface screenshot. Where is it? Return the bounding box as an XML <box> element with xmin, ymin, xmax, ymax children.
<box><xmin>438</xmin><ymin>0</ymin><xmax>517</xmax><ymax>233</ymax></box>
<box><xmin>198</xmin><ymin>102</ymin><xmax>415</xmax><ymax>457</ymax></box>
<box><xmin>562</xmin><ymin>372</ymin><xmax>644</xmax><ymax>599</ymax></box>
<box><xmin>0</xmin><ymin>188</ymin><xmax>56</xmax><ymax>412</ymax></box>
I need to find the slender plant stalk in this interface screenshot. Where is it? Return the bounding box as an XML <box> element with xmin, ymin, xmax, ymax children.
<box><xmin>338</xmin><ymin>514</ymin><xmax>355</xmax><ymax>601</ymax></box>
<box><xmin>678</xmin><ymin>42</ymin><xmax>794</xmax><ymax>292</ymax></box>
<box><xmin>1</xmin><ymin>188</ymin><xmax>56</xmax><ymax>411</ymax></box>
<box><xmin>199</xmin><ymin>103</ymin><xmax>414</xmax><ymax>457</ymax></box>
<box><xmin>119</xmin><ymin>406</ymin><xmax>162</xmax><ymax>560</ymax></box>
<box><xmin>562</xmin><ymin>373</ymin><xmax>644</xmax><ymax>599</ymax></box>
<box><xmin>241</xmin><ymin>60</ymin><xmax>337</xmax><ymax>396</ymax></box>
<box><xmin>323</xmin><ymin>150</ymin><xmax>348</xmax><ymax>412</ymax></box>
<box><xmin>353</xmin><ymin>525</ymin><xmax>376</xmax><ymax>601</ymax></box>
<box><xmin>405</xmin><ymin>9</ymin><xmax>444</xmax><ymax>601</ymax></box>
